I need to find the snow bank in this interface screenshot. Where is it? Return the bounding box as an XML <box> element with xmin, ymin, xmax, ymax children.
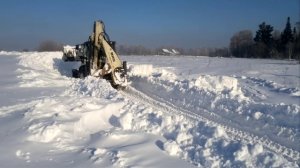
<box><xmin>17</xmin><ymin>51</ymin><xmax>80</xmax><ymax>87</ymax></box>
<box><xmin>132</xmin><ymin>67</ymin><xmax>247</xmax><ymax>99</ymax></box>
<box><xmin>17</xmin><ymin>52</ymin><xmax>65</xmax><ymax>87</ymax></box>
<box><xmin>0</xmin><ymin>51</ymin><xmax>22</xmax><ymax>55</ymax></box>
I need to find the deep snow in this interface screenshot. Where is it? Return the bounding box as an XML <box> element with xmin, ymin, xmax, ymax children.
<box><xmin>0</xmin><ymin>51</ymin><xmax>299</xmax><ymax>167</ymax></box>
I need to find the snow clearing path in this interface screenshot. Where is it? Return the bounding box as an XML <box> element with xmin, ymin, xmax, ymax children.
<box><xmin>0</xmin><ymin>52</ymin><xmax>299</xmax><ymax>167</ymax></box>
<box><xmin>121</xmin><ymin>85</ymin><xmax>299</xmax><ymax>162</ymax></box>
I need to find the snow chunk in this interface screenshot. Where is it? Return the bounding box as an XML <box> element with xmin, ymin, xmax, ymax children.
<box><xmin>163</xmin><ymin>140</ymin><xmax>182</xmax><ymax>157</ymax></box>
<box><xmin>234</xmin><ymin>145</ymin><xmax>250</xmax><ymax>161</ymax></box>
<box><xmin>213</xmin><ymin>126</ymin><xmax>227</xmax><ymax>138</ymax></box>
<box><xmin>119</xmin><ymin>112</ymin><xmax>133</xmax><ymax>130</ymax></box>
<box><xmin>291</xmin><ymin>90</ymin><xmax>300</xmax><ymax>96</ymax></box>
<box><xmin>16</xmin><ymin>150</ymin><xmax>31</xmax><ymax>162</ymax></box>
<box><xmin>253</xmin><ymin>111</ymin><xmax>263</xmax><ymax>120</ymax></box>
<box><xmin>176</xmin><ymin>131</ymin><xmax>193</xmax><ymax>144</ymax></box>
<box><xmin>250</xmin><ymin>144</ymin><xmax>263</xmax><ymax>156</ymax></box>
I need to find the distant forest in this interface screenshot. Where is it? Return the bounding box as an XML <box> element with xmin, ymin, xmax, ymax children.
<box><xmin>116</xmin><ymin>17</ymin><xmax>300</xmax><ymax>60</ymax></box>
<box><xmin>229</xmin><ymin>17</ymin><xmax>300</xmax><ymax>60</ymax></box>
<box><xmin>36</xmin><ymin>17</ymin><xmax>300</xmax><ymax>60</ymax></box>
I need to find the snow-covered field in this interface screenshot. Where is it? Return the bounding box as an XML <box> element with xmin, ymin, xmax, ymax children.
<box><xmin>0</xmin><ymin>51</ymin><xmax>299</xmax><ymax>167</ymax></box>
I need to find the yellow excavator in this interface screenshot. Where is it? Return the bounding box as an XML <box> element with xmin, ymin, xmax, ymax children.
<box><xmin>63</xmin><ymin>20</ymin><xmax>127</xmax><ymax>88</ymax></box>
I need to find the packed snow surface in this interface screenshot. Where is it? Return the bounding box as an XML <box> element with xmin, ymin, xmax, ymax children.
<box><xmin>0</xmin><ymin>52</ymin><xmax>299</xmax><ymax>167</ymax></box>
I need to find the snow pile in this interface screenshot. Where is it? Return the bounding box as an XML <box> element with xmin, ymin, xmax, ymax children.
<box><xmin>128</xmin><ymin>64</ymin><xmax>153</xmax><ymax>77</ymax></box>
<box><xmin>68</xmin><ymin>76</ymin><xmax>120</xmax><ymax>100</ymax></box>
<box><xmin>164</xmin><ymin>140</ymin><xmax>183</xmax><ymax>156</ymax></box>
<box><xmin>193</xmin><ymin>75</ymin><xmax>245</xmax><ymax>97</ymax></box>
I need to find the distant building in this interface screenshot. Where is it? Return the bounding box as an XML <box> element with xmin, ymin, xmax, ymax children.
<box><xmin>159</xmin><ymin>48</ymin><xmax>180</xmax><ymax>55</ymax></box>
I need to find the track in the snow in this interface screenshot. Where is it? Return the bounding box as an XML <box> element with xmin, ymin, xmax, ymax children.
<box><xmin>121</xmin><ymin>86</ymin><xmax>300</xmax><ymax>163</ymax></box>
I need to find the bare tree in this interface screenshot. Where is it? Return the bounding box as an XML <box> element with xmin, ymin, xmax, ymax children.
<box><xmin>230</xmin><ymin>30</ymin><xmax>254</xmax><ymax>57</ymax></box>
<box><xmin>37</xmin><ymin>40</ymin><xmax>63</xmax><ymax>52</ymax></box>
<box><xmin>117</xmin><ymin>44</ymin><xmax>153</xmax><ymax>55</ymax></box>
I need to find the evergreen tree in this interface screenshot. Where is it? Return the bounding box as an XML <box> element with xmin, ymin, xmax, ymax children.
<box><xmin>293</xmin><ymin>26</ymin><xmax>300</xmax><ymax>61</ymax></box>
<box><xmin>254</xmin><ymin>22</ymin><xmax>274</xmax><ymax>58</ymax></box>
<box><xmin>254</xmin><ymin>22</ymin><xmax>274</xmax><ymax>47</ymax></box>
<box><xmin>281</xmin><ymin>17</ymin><xmax>294</xmax><ymax>45</ymax></box>
<box><xmin>281</xmin><ymin>17</ymin><xmax>295</xmax><ymax>59</ymax></box>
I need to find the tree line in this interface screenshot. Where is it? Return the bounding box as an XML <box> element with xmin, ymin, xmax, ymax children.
<box><xmin>116</xmin><ymin>44</ymin><xmax>229</xmax><ymax>57</ymax></box>
<box><xmin>35</xmin><ymin>17</ymin><xmax>299</xmax><ymax>60</ymax></box>
<box><xmin>34</xmin><ymin>41</ymin><xmax>230</xmax><ymax>57</ymax></box>
<box><xmin>230</xmin><ymin>17</ymin><xmax>299</xmax><ymax>60</ymax></box>
<box><xmin>116</xmin><ymin>17</ymin><xmax>299</xmax><ymax>60</ymax></box>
